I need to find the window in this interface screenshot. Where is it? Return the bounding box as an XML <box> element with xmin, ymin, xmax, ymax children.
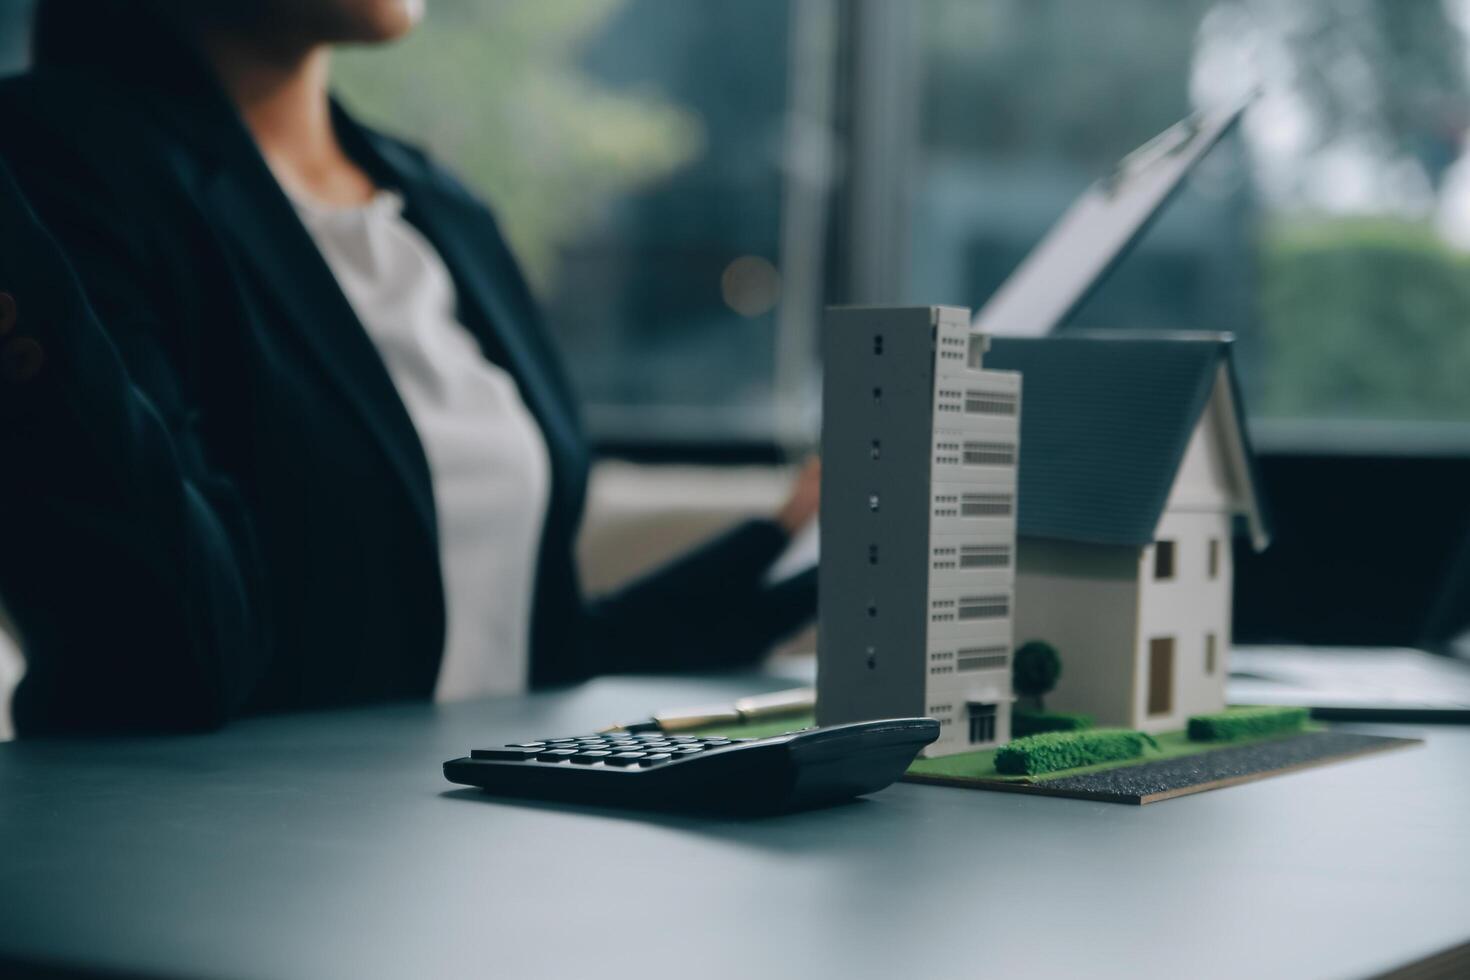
<box><xmin>6</xmin><ymin>2</ymin><xmax>1466</xmax><ymax>458</ymax></box>
<box><xmin>1148</xmin><ymin>637</ymin><xmax>1175</xmax><ymax>716</ymax></box>
<box><xmin>330</xmin><ymin>0</ymin><xmax>832</xmax><ymax>451</ymax></box>
<box><xmin>1204</xmin><ymin>633</ymin><xmax>1217</xmax><ymax>675</ymax></box>
<box><xmin>963</xmin><ymin>390</ymin><xmax>1019</xmax><ymax>416</ymax></box>
<box><xmin>967</xmin><ymin>703</ymin><xmax>998</xmax><ymax>744</ymax></box>
<box><xmin>1154</xmin><ymin>540</ymin><xmax>1176</xmax><ymax>581</ymax></box>
<box><xmin>911</xmin><ymin>1</ymin><xmax>1470</xmax><ymax>451</ymax></box>
<box><xmin>960</xmin><ymin>492</ymin><xmax>1013</xmax><ymax>517</ymax></box>
<box><xmin>957</xmin><ymin>595</ymin><xmax>1009</xmax><ymax>620</ymax></box>
<box><xmin>958</xmin><ymin>544</ymin><xmax>1010</xmax><ymax>569</ymax></box>
<box><xmin>961</xmin><ymin>441</ymin><xmax>1016</xmax><ymax>466</ymax></box>
<box><xmin>956</xmin><ymin>647</ymin><xmax>1009</xmax><ymax>672</ymax></box>
<box><xmin>1208</xmin><ymin>539</ymin><xmax>1220</xmax><ymax>580</ymax></box>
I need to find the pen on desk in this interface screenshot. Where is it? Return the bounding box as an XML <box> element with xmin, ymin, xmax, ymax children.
<box><xmin>602</xmin><ymin>686</ymin><xmax>816</xmax><ymax>734</ymax></box>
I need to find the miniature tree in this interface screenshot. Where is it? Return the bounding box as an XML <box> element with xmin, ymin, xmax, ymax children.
<box><xmin>1013</xmin><ymin>640</ymin><xmax>1061</xmax><ymax>711</ymax></box>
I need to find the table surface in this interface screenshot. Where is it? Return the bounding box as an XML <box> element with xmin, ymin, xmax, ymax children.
<box><xmin>1</xmin><ymin>671</ymin><xmax>1466</xmax><ymax>980</ymax></box>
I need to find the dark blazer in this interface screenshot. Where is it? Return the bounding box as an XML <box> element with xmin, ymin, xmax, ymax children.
<box><xmin>0</xmin><ymin>14</ymin><xmax>814</xmax><ymax>735</ymax></box>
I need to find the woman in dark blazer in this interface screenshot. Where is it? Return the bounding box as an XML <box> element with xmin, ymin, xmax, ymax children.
<box><xmin>0</xmin><ymin>0</ymin><xmax>817</xmax><ymax>735</ymax></box>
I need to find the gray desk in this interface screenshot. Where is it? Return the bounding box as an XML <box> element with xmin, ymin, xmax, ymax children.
<box><xmin>0</xmin><ymin>673</ymin><xmax>1466</xmax><ymax>980</ymax></box>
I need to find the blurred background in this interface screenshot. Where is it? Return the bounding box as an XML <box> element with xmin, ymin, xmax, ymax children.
<box><xmin>2</xmin><ymin>0</ymin><xmax>1468</xmax><ymax>732</ymax></box>
<box><xmin>328</xmin><ymin>1</ymin><xmax>1470</xmax><ymax>452</ymax></box>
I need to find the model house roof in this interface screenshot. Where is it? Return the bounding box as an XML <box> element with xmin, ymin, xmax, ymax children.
<box><xmin>983</xmin><ymin>333</ymin><xmax>1270</xmax><ymax>549</ymax></box>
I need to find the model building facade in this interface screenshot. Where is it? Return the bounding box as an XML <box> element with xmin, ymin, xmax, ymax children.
<box><xmin>817</xmin><ymin>306</ymin><xmax>1022</xmax><ymax>757</ymax></box>
<box><xmin>984</xmin><ymin>334</ymin><xmax>1270</xmax><ymax>734</ymax></box>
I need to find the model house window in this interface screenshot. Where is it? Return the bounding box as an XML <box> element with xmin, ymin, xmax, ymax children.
<box><xmin>963</xmin><ymin>390</ymin><xmax>1019</xmax><ymax>416</ymax></box>
<box><xmin>960</xmin><ymin>492</ymin><xmax>1013</xmax><ymax>517</ymax></box>
<box><xmin>1148</xmin><ymin>637</ymin><xmax>1175</xmax><ymax>716</ymax></box>
<box><xmin>959</xmin><ymin>544</ymin><xmax>1010</xmax><ymax>568</ymax></box>
<box><xmin>1154</xmin><ymin>540</ymin><xmax>1176</xmax><ymax>580</ymax></box>
<box><xmin>929</xmin><ymin>598</ymin><xmax>956</xmax><ymax>622</ymax></box>
<box><xmin>967</xmin><ymin>703</ymin><xmax>998</xmax><ymax>744</ymax></box>
<box><xmin>957</xmin><ymin>595</ymin><xmax>1009</xmax><ymax>620</ymax></box>
<box><xmin>1205</xmin><ymin>633</ymin><xmax>1217</xmax><ymax>675</ymax></box>
<box><xmin>961</xmin><ymin>441</ymin><xmax>1016</xmax><ymax>466</ymax></box>
<box><xmin>1208</xmin><ymin>538</ymin><xmax>1220</xmax><ymax>580</ymax></box>
<box><xmin>956</xmin><ymin>647</ymin><xmax>1009</xmax><ymax>672</ymax></box>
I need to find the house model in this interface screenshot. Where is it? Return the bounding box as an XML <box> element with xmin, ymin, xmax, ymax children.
<box><xmin>817</xmin><ymin>306</ymin><xmax>1022</xmax><ymax>758</ymax></box>
<box><xmin>983</xmin><ymin>333</ymin><xmax>1270</xmax><ymax>734</ymax></box>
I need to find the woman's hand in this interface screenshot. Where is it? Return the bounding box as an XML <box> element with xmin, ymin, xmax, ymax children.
<box><xmin>775</xmin><ymin>456</ymin><xmax>821</xmax><ymax>537</ymax></box>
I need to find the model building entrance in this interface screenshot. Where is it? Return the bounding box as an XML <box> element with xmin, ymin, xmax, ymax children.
<box><xmin>967</xmin><ymin>703</ymin><xmax>998</xmax><ymax>744</ymax></box>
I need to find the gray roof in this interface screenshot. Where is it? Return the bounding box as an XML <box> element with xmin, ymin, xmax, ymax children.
<box><xmin>982</xmin><ymin>333</ymin><xmax>1270</xmax><ymax>549</ymax></box>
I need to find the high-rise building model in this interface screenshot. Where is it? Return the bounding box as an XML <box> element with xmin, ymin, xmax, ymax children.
<box><xmin>817</xmin><ymin>306</ymin><xmax>1022</xmax><ymax>758</ymax></box>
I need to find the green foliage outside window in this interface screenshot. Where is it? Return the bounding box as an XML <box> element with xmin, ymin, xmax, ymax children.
<box><xmin>331</xmin><ymin>0</ymin><xmax>703</xmax><ymax>292</ymax></box>
<box><xmin>1259</xmin><ymin>218</ymin><xmax>1470</xmax><ymax>422</ymax></box>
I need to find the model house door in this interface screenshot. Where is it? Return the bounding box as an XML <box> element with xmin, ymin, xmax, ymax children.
<box><xmin>1148</xmin><ymin>637</ymin><xmax>1175</xmax><ymax>716</ymax></box>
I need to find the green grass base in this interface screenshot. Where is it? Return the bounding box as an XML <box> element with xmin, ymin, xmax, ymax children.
<box><xmin>906</xmin><ymin>727</ymin><xmax>1310</xmax><ymax>784</ymax></box>
<box><xmin>689</xmin><ymin>712</ymin><xmax>1322</xmax><ymax>785</ymax></box>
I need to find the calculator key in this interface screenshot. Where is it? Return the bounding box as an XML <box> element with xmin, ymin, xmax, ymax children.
<box><xmin>671</xmin><ymin>746</ymin><xmax>706</xmax><ymax>755</ymax></box>
<box><xmin>669</xmin><ymin>736</ymin><xmax>700</xmax><ymax>742</ymax></box>
<box><xmin>536</xmin><ymin>749</ymin><xmax>579</xmax><ymax>761</ymax></box>
<box><xmin>572</xmin><ymin>751</ymin><xmax>613</xmax><ymax>764</ymax></box>
<box><xmin>635</xmin><ymin>733</ymin><xmax>666</xmax><ymax>740</ymax></box>
<box><xmin>604</xmin><ymin>753</ymin><xmax>646</xmax><ymax>767</ymax></box>
<box><xmin>638</xmin><ymin>754</ymin><xmax>673</xmax><ymax>766</ymax></box>
<box><xmin>470</xmin><ymin>747</ymin><xmax>544</xmax><ymax>760</ymax></box>
<box><xmin>506</xmin><ymin>742</ymin><xmax>546</xmax><ymax>749</ymax></box>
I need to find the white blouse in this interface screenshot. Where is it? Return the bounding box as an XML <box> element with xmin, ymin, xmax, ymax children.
<box><xmin>292</xmin><ymin>189</ymin><xmax>551</xmax><ymax>701</ymax></box>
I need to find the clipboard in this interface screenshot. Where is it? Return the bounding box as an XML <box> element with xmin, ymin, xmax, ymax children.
<box><xmin>972</xmin><ymin>98</ymin><xmax>1251</xmax><ymax>338</ymax></box>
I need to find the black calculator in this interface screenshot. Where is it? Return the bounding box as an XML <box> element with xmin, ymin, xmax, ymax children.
<box><xmin>443</xmin><ymin>718</ymin><xmax>938</xmax><ymax>814</ymax></box>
